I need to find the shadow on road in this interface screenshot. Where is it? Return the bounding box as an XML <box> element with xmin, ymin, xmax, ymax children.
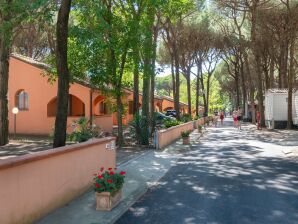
<box><xmin>116</xmin><ymin>121</ymin><xmax>298</xmax><ymax>224</ymax></box>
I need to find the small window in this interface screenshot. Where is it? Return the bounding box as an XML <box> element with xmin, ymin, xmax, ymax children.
<box><xmin>16</xmin><ymin>90</ymin><xmax>29</xmax><ymax>110</ymax></box>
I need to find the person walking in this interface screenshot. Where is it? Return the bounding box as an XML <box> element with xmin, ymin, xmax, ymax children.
<box><xmin>220</xmin><ymin>111</ymin><xmax>224</xmax><ymax>126</ymax></box>
<box><xmin>232</xmin><ymin>109</ymin><xmax>238</xmax><ymax>128</ymax></box>
<box><xmin>237</xmin><ymin>107</ymin><xmax>243</xmax><ymax>130</ymax></box>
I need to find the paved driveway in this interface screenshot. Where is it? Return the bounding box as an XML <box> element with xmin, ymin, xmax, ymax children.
<box><xmin>116</xmin><ymin>119</ymin><xmax>298</xmax><ymax>224</ymax></box>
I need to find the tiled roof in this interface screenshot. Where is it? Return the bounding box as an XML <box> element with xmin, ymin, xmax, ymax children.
<box><xmin>11</xmin><ymin>53</ymin><xmax>51</xmax><ymax>71</ymax></box>
<box><xmin>11</xmin><ymin>53</ymin><xmax>97</xmax><ymax>90</ymax></box>
<box><xmin>11</xmin><ymin>53</ymin><xmax>189</xmax><ymax>106</ymax></box>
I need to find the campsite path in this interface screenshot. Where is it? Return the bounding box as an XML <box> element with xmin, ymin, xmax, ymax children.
<box><xmin>116</xmin><ymin>119</ymin><xmax>298</xmax><ymax>224</ymax></box>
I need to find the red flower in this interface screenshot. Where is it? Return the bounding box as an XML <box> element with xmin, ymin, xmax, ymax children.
<box><xmin>107</xmin><ymin>179</ymin><xmax>113</xmax><ymax>184</ymax></box>
<box><xmin>109</xmin><ymin>171</ymin><xmax>115</xmax><ymax>175</ymax></box>
<box><xmin>100</xmin><ymin>167</ymin><xmax>104</xmax><ymax>172</ymax></box>
<box><xmin>97</xmin><ymin>175</ymin><xmax>103</xmax><ymax>179</ymax></box>
<box><xmin>95</xmin><ymin>183</ymin><xmax>101</xmax><ymax>188</ymax></box>
<box><xmin>120</xmin><ymin>171</ymin><xmax>126</xmax><ymax>176</ymax></box>
<box><xmin>108</xmin><ymin>168</ymin><xmax>113</xmax><ymax>171</ymax></box>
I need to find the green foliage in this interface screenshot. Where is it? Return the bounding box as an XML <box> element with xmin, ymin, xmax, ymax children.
<box><xmin>128</xmin><ymin>114</ymin><xmax>150</xmax><ymax>145</ymax></box>
<box><xmin>181</xmin><ymin>114</ymin><xmax>192</xmax><ymax>123</ymax></box>
<box><xmin>155</xmin><ymin>75</ymin><xmax>174</xmax><ymax>96</ymax></box>
<box><xmin>68</xmin><ymin>117</ymin><xmax>101</xmax><ymax>143</ymax></box>
<box><xmin>193</xmin><ymin>115</ymin><xmax>201</xmax><ymax>120</ymax></box>
<box><xmin>164</xmin><ymin>118</ymin><xmax>181</xmax><ymax>129</ymax></box>
<box><xmin>181</xmin><ymin>130</ymin><xmax>191</xmax><ymax>137</ymax></box>
<box><xmin>93</xmin><ymin>168</ymin><xmax>126</xmax><ymax>194</ymax></box>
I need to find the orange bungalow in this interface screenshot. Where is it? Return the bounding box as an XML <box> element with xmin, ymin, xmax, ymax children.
<box><xmin>8</xmin><ymin>54</ymin><xmax>189</xmax><ymax>135</ymax></box>
<box><xmin>115</xmin><ymin>91</ymin><xmax>189</xmax><ymax>125</ymax></box>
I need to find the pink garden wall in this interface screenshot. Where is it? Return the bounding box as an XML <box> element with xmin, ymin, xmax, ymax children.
<box><xmin>0</xmin><ymin>137</ymin><xmax>116</xmax><ymax>224</ymax></box>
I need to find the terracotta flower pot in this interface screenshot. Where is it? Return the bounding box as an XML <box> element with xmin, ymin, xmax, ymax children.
<box><xmin>95</xmin><ymin>189</ymin><xmax>122</xmax><ymax>211</ymax></box>
<box><xmin>182</xmin><ymin>136</ymin><xmax>190</xmax><ymax>145</ymax></box>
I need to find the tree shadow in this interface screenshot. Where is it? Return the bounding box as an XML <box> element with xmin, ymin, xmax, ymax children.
<box><xmin>116</xmin><ymin>122</ymin><xmax>298</xmax><ymax>224</ymax></box>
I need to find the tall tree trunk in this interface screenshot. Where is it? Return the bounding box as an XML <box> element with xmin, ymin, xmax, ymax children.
<box><xmin>251</xmin><ymin>2</ymin><xmax>265</xmax><ymax>127</ymax></box>
<box><xmin>195</xmin><ymin>62</ymin><xmax>201</xmax><ymax>117</ymax></box>
<box><xmin>171</xmin><ymin>55</ymin><xmax>176</xmax><ymax>99</ymax></box>
<box><xmin>269</xmin><ymin>58</ymin><xmax>275</xmax><ymax>88</ymax></box>
<box><xmin>206</xmin><ymin>75</ymin><xmax>211</xmax><ymax>113</ymax></box>
<box><xmin>150</xmin><ymin>24</ymin><xmax>158</xmax><ymax>136</ymax></box>
<box><xmin>240</xmin><ymin>56</ymin><xmax>247</xmax><ymax>115</ymax></box>
<box><xmin>142</xmin><ymin>56</ymin><xmax>150</xmax><ymax>145</ymax></box>
<box><xmin>0</xmin><ymin>1</ymin><xmax>12</xmax><ymax>146</ymax></box>
<box><xmin>174</xmin><ymin>46</ymin><xmax>180</xmax><ymax>119</ymax></box>
<box><xmin>53</xmin><ymin>0</ymin><xmax>72</xmax><ymax>148</ymax></box>
<box><xmin>279</xmin><ymin>39</ymin><xmax>289</xmax><ymax>88</ymax></box>
<box><xmin>263</xmin><ymin>65</ymin><xmax>270</xmax><ymax>90</ymax></box>
<box><xmin>287</xmin><ymin>37</ymin><xmax>295</xmax><ymax>129</ymax></box>
<box><xmin>186</xmin><ymin>70</ymin><xmax>191</xmax><ymax>115</ymax></box>
<box><xmin>244</xmin><ymin>51</ymin><xmax>256</xmax><ymax>124</ymax></box>
<box><xmin>132</xmin><ymin>46</ymin><xmax>141</xmax><ymax>144</ymax></box>
<box><xmin>0</xmin><ymin>33</ymin><xmax>11</xmax><ymax>146</ymax></box>
<box><xmin>200</xmin><ymin>75</ymin><xmax>207</xmax><ymax>115</ymax></box>
<box><xmin>235</xmin><ymin>75</ymin><xmax>240</xmax><ymax>108</ymax></box>
<box><xmin>132</xmin><ymin>46</ymin><xmax>139</xmax><ymax>116</ymax></box>
<box><xmin>116</xmin><ymin>94</ymin><xmax>124</xmax><ymax>145</ymax></box>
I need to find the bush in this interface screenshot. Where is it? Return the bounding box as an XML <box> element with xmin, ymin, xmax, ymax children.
<box><xmin>68</xmin><ymin>117</ymin><xmax>101</xmax><ymax>143</ymax></box>
<box><xmin>181</xmin><ymin>130</ymin><xmax>191</xmax><ymax>138</ymax></box>
<box><xmin>193</xmin><ymin>115</ymin><xmax>201</xmax><ymax>120</ymax></box>
<box><xmin>164</xmin><ymin>118</ymin><xmax>181</xmax><ymax>129</ymax></box>
<box><xmin>128</xmin><ymin>114</ymin><xmax>149</xmax><ymax>145</ymax></box>
<box><xmin>181</xmin><ymin>114</ymin><xmax>192</xmax><ymax>123</ymax></box>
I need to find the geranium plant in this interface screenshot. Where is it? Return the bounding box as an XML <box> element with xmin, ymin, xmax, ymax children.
<box><xmin>93</xmin><ymin>167</ymin><xmax>126</xmax><ymax>194</ymax></box>
<box><xmin>181</xmin><ymin>130</ymin><xmax>191</xmax><ymax>138</ymax></box>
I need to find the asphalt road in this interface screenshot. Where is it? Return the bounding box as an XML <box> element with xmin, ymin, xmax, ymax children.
<box><xmin>116</xmin><ymin>120</ymin><xmax>298</xmax><ymax>224</ymax></box>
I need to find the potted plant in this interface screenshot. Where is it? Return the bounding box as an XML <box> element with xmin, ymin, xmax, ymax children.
<box><xmin>181</xmin><ymin>130</ymin><xmax>191</xmax><ymax>145</ymax></box>
<box><xmin>93</xmin><ymin>167</ymin><xmax>126</xmax><ymax>211</ymax></box>
<box><xmin>197</xmin><ymin>125</ymin><xmax>203</xmax><ymax>133</ymax></box>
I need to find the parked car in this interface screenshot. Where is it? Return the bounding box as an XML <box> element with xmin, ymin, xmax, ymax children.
<box><xmin>155</xmin><ymin>112</ymin><xmax>175</xmax><ymax>123</ymax></box>
<box><xmin>165</xmin><ymin>109</ymin><xmax>177</xmax><ymax>117</ymax></box>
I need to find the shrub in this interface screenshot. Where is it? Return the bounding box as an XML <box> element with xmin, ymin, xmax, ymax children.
<box><xmin>198</xmin><ymin>125</ymin><xmax>203</xmax><ymax>130</ymax></box>
<box><xmin>93</xmin><ymin>167</ymin><xmax>126</xmax><ymax>194</ymax></box>
<box><xmin>128</xmin><ymin>114</ymin><xmax>149</xmax><ymax>145</ymax></box>
<box><xmin>181</xmin><ymin>130</ymin><xmax>191</xmax><ymax>138</ymax></box>
<box><xmin>164</xmin><ymin>118</ymin><xmax>181</xmax><ymax>129</ymax></box>
<box><xmin>181</xmin><ymin>114</ymin><xmax>192</xmax><ymax>123</ymax></box>
<box><xmin>69</xmin><ymin>117</ymin><xmax>101</xmax><ymax>143</ymax></box>
<box><xmin>193</xmin><ymin>115</ymin><xmax>201</xmax><ymax>120</ymax></box>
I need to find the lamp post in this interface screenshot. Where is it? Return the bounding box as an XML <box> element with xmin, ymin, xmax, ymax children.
<box><xmin>12</xmin><ymin>107</ymin><xmax>19</xmax><ymax>139</ymax></box>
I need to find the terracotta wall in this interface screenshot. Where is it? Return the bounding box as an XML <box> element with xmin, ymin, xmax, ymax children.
<box><xmin>194</xmin><ymin>118</ymin><xmax>205</xmax><ymax>129</ymax></box>
<box><xmin>8</xmin><ymin>57</ymin><xmax>112</xmax><ymax>134</ymax></box>
<box><xmin>0</xmin><ymin>137</ymin><xmax>116</xmax><ymax>224</ymax></box>
<box><xmin>94</xmin><ymin>115</ymin><xmax>113</xmax><ymax>132</ymax></box>
<box><xmin>156</xmin><ymin>121</ymin><xmax>195</xmax><ymax>149</ymax></box>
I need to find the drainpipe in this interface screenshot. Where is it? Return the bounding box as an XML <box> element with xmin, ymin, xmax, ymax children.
<box><xmin>90</xmin><ymin>89</ymin><xmax>93</xmax><ymax>125</ymax></box>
